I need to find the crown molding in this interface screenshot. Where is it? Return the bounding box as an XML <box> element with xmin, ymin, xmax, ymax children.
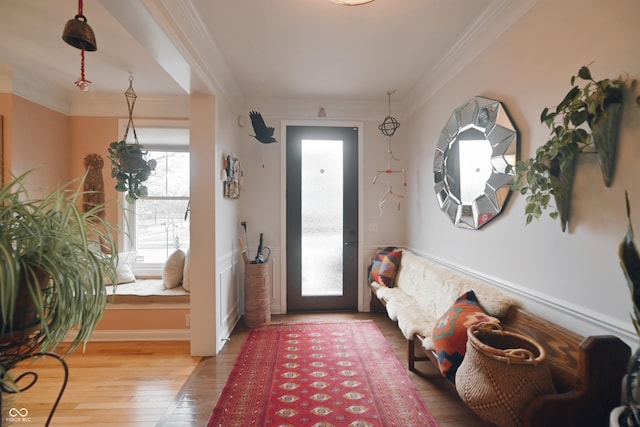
<box><xmin>402</xmin><ymin>0</ymin><xmax>539</xmax><ymax>115</ymax></box>
<box><xmin>243</xmin><ymin>96</ymin><xmax>399</xmax><ymax>122</ymax></box>
<box><xmin>1</xmin><ymin>66</ymin><xmax>188</xmax><ymax>118</ymax></box>
<box><xmin>68</xmin><ymin>92</ymin><xmax>190</xmax><ymax>118</ymax></box>
<box><xmin>142</xmin><ymin>0</ymin><xmax>245</xmax><ymax>111</ymax></box>
<box><xmin>0</xmin><ymin>64</ymin><xmax>71</xmax><ymax>115</ymax></box>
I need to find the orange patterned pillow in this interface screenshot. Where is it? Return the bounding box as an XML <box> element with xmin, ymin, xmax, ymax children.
<box><xmin>432</xmin><ymin>290</ymin><xmax>499</xmax><ymax>382</ymax></box>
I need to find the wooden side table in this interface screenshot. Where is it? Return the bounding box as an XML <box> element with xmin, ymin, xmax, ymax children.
<box><xmin>244</xmin><ymin>261</ymin><xmax>271</xmax><ymax>328</ymax></box>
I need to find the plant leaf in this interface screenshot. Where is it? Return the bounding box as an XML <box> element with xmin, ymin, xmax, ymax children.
<box><xmin>578</xmin><ymin>66</ymin><xmax>592</xmax><ymax>81</ymax></box>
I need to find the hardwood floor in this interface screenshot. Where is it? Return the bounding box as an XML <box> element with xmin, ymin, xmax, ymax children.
<box><xmin>2</xmin><ymin>313</ymin><xmax>490</xmax><ymax>426</ymax></box>
<box><xmin>2</xmin><ymin>341</ymin><xmax>200</xmax><ymax>427</ymax></box>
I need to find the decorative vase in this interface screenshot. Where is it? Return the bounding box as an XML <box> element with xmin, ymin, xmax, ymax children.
<box><xmin>624</xmin><ymin>348</ymin><xmax>640</xmax><ymax>427</ymax></box>
<box><xmin>549</xmin><ymin>151</ymin><xmax>577</xmax><ymax>233</ymax></box>
<box><xmin>590</xmin><ymin>93</ymin><xmax>624</xmax><ymax>188</ymax></box>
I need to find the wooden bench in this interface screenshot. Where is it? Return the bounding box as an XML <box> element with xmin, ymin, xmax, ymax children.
<box><xmin>369</xmin><ymin>249</ymin><xmax>631</xmax><ymax>425</ymax></box>
<box><xmin>400</xmin><ymin>302</ymin><xmax>630</xmax><ymax>426</ymax></box>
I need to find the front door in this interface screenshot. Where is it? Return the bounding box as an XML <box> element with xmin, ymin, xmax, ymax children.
<box><xmin>286</xmin><ymin>126</ymin><xmax>358</xmax><ymax>311</ymax></box>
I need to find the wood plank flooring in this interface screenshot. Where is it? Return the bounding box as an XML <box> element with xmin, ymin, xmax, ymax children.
<box><xmin>2</xmin><ymin>341</ymin><xmax>200</xmax><ymax>427</ymax></box>
<box><xmin>2</xmin><ymin>313</ymin><xmax>490</xmax><ymax>426</ymax></box>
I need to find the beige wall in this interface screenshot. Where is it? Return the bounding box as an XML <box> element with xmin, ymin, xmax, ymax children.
<box><xmin>3</xmin><ymin>95</ymin><xmax>69</xmax><ymax>191</ymax></box>
<box><xmin>0</xmin><ymin>93</ymin><xmax>11</xmax><ymax>184</ymax></box>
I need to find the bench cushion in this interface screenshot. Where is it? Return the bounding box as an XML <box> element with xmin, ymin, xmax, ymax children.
<box><xmin>106</xmin><ymin>279</ymin><xmax>189</xmax><ymax>305</ymax></box>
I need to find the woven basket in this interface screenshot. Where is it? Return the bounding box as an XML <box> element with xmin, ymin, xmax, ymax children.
<box><xmin>455</xmin><ymin>323</ymin><xmax>556</xmax><ymax>427</ymax></box>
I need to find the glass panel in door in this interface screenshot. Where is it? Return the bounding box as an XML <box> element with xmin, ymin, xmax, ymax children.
<box><xmin>301</xmin><ymin>139</ymin><xmax>343</xmax><ymax>296</ymax></box>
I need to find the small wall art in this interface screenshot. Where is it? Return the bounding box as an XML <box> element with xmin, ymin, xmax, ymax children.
<box><xmin>223</xmin><ymin>152</ymin><xmax>243</xmax><ymax>199</ymax></box>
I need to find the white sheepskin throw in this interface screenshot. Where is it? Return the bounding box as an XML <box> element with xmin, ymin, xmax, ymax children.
<box><xmin>386</xmin><ymin>296</ymin><xmax>436</xmax><ymax>340</ymax></box>
<box><xmin>376</xmin><ymin>285</ymin><xmax>435</xmax><ymax>339</ymax></box>
<box><xmin>370</xmin><ymin>250</ymin><xmax>521</xmax><ymax>346</ymax></box>
<box><xmin>395</xmin><ymin>251</ymin><xmax>520</xmax><ymax>320</ymax></box>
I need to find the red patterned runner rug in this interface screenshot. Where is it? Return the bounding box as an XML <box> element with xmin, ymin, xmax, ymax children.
<box><xmin>208</xmin><ymin>320</ymin><xmax>439</xmax><ymax>427</ymax></box>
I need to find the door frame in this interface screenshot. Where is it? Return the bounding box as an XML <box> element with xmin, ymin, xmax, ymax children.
<box><xmin>280</xmin><ymin>120</ymin><xmax>365</xmax><ymax>313</ymax></box>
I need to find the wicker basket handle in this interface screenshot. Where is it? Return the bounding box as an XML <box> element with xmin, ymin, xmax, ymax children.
<box><xmin>468</xmin><ymin>322</ymin><xmax>547</xmax><ymax>366</ymax></box>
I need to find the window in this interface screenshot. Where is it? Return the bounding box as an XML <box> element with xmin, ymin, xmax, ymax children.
<box><xmin>121</xmin><ymin>124</ymin><xmax>189</xmax><ymax>277</ymax></box>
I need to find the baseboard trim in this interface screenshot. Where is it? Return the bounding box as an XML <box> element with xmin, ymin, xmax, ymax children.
<box><xmin>105</xmin><ymin>303</ymin><xmax>190</xmax><ymax>310</ymax></box>
<box><xmin>67</xmin><ymin>329</ymin><xmax>190</xmax><ymax>342</ymax></box>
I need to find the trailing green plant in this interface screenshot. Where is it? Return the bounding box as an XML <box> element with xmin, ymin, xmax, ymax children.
<box><xmin>0</xmin><ymin>171</ymin><xmax>118</xmax><ymax>364</ymax></box>
<box><xmin>108</xmin><ymin>139</ymin><xmax>157</xmax><ymax>204</ymax></box>
<box><xmin>513</xmin><ymin>65</ymin><xmax>638</xmax><ymax>226</ymax></box>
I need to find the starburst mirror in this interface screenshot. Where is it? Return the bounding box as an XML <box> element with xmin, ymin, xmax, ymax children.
<box><xmin>433</xmin><ymin>96</ymin><xmax>518</xmax><ymax>229</ymax></box>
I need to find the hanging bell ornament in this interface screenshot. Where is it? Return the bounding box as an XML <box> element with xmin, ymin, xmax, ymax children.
<box><xmin>62</xmin><ymin>14</ymin><xmax>97</xmax><ymax>51</ymax></box>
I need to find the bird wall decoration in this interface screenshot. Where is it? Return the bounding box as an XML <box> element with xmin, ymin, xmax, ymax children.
<box><xmin>249</xmin><ymin>110</ymin><xmax>278</xmax><ymax>144</ymax></box>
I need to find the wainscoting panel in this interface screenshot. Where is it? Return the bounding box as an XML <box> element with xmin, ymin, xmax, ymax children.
<box><xmin>268</xmin><ymin>248</ymin><xmax>283</xmax><ymax>314</ymax></box>
<box><xmin>363</xmin><ymin>245</ymin><xmax>638</xmax><ymax>348</ymax></box>
<box><xmin>410</xmin><ymin>248</ymin><xmax>639</xmax><ymax>348</ymax></box>
<box><xmin>217</xmin><ymin>251</ymin><xmax>241</xmax><ymax>352</ymax></box>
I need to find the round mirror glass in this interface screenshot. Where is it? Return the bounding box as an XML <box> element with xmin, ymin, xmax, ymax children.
<box><xmin>433</xmin><ymin>96</ymin><xmax>517</xmax><ymax>229</ymax></box>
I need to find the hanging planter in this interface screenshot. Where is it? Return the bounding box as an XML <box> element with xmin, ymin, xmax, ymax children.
<box><xmin>589</xmin><ymin>86</ymin><xmax>624</xmax><ymax>187</ymax></box>
<box><xmin>571</xmin><ymin>66</ymin><xmax>632</xmax><ymax>187</ymax></box>
<box><xmin>548</xmin><ymin>152</ymin><xmax>577</xmax><ymax>233</ymax></box>
<box><xmin>513</xmin><ymin>129</ymin><xmax>582</xmax><ymax>232</ymax></box>
<box><xmin>513</xmin><ymin>65</ymin><xmax>637</xmax><ymax>231</ymax></box>
<box><xmin>108</xmin><ymin>140</ymin><xmax>156</xmax><ymax>204</ymax></box>
<box><xmin>108</xmin><ymin>76</ymin><xmax>156</xmax><ymax>204</ymax></box>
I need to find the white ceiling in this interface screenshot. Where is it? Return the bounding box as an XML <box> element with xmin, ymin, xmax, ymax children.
<box><xmin>0</xmin><ymin>0</ymin><xmax>535</xmax><ymax>111</ymax></box>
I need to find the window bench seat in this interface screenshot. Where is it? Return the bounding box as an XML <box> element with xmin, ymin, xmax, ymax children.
<box><xmin>90</xmin><ymin>279</ymin><xmax>190</xmax><ymax>341</ymax></box>
<box><xmin>106</xmin><ymin>279</ymin><xmax>190</xmax><ymax>305</ymax></box>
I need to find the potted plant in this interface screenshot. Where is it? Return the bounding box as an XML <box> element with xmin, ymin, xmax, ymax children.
<box><xmin>108</xmin><ymin>139</ymin><xmax>157</xmax><ymax>204</ymax></box>
<box><xmin>513</xmin><ymin>65</ymin><xmax>637</xmax><ymax>231</ymax></box>
<box><xmin>0</xmin><ymin>171</ymin><xmax>118</xmax><ymax>385</ymax></box>
<box><xmin>618</xmin><ymin>192</ymin><xmax>640</xmax><ymax>427</ymax></box>
<box><xmin>569</xmin><ymin>65</ymin><xmax>635</xmax><ymax>187</ymax></box>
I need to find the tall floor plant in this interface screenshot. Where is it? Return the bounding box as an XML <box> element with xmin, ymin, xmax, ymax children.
<box><xmin>0</xmin><ymin>171</ymin><xmax>118</xmax><ymax>377</ymax></box>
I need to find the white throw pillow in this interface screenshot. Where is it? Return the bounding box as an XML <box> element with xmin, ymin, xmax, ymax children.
<box><xmin>163</xmin><ymin>249</ymin><xmax>186</xmax><ymax>289</ymax></box>
<box><xmin>182</xmin><ymin>248</ymin><xmax>191</xmax><ymax>292</ymax></box>
<box><xmin>105</xmin><ymin>251</ymin><xmax>136</xmax><ymax>285</ymax></box>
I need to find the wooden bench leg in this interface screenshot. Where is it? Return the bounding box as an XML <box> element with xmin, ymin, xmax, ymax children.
<box><xmin>408</xmin><ymin>335</ymin><xmax>431</xmax><ymax>378</ymax></box>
